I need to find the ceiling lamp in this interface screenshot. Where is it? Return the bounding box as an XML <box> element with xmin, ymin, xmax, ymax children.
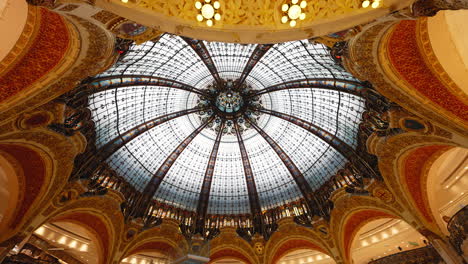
<box><xmin>195</xmin><ymin>0</ymin><xmax>221</xmax><ymax>27</ymax></box>
<box><xmin>361</xmin><ymin>0</ymin><xmax>381</xmax><ymax>8</ymax></box>
<box><xmin>281</xmin><ymin>0</ymin><xmax>307</xmax><ymax>27</ymax></box>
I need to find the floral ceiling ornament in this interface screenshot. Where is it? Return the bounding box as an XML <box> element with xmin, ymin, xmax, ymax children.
<box><xmin>195</xmin><ymin>0</ymin><xmax>221</xmax><ymax>27</ymax></box>
<box><xmin>281</xmin><ymin>0</ymin><xmax>307</xmax><ymax>27</ymax></box>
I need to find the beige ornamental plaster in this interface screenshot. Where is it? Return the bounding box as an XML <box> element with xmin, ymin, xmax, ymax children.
<box><xmin>95</xmin><ymin>0</ymin><xmax>413</xmax><ymax>43</ymax></box>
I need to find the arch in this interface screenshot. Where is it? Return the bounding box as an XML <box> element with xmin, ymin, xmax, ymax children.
<box><xmin>264</xmin><ymin>219</ymin><xmax>331</xmax><ymax>264</ymax></box>
<box><xmin>0</xmin><ymin>143</ymin><xmax>50</xmax><ymax>240</ymax></box>
<box><xmin>0</xmin><ymin>152</ymin><xmax>19</xmax><ymax>231</ymax></box>
<box><xmin>0</xmin><ymin>6</ymin><xmax>115</xmax><ymax>123</ymax></box>
<box><xmin>330</xmin><ymin>192</ymin><xmax>407</xmax><ymax>263</ymax></box>
<box><xmin>427</xmin><ymin>10</ymin><xmax>468</xmax><ymax>96</ymax></box>
<box><xmin>0</xmin><ymin>0</ymin><xmax>28</xmax><ymax>61</ymax></box>
<box><xmin>386</xmin><ymin>20</ymin><xmax>468</xmax><ymax>123</ymax></box>
<box><xmin>425</xmin><ymin>147</ymin><xmax>468</xmax><ymax>235</ymax></box>
<box><xmin>350</xmin><ymin>217</ymin><xmax>431</xmax><ymax>264</ymax></box>
<box><xmin>210</xmin><ymin>227</ymin><xmax>258</xmax><ymax>264</ymax></box>
<box><xmin>398</xmin><ymin>144</ymin><xmax>455</xmax><ymax>226</ymax></box>
<box><xmin>46</xmin><ymin>212</ymin><xmax>111</xmax><ymax>264</ymax></box>
<box><xmin>209</xmin><ymin>248</ymin><xmax>253</xmax><ymax>264</ymax></box>
<box><xmin>125</xmin><ymin>241</ymin><xmax>177</xmax><ymax>260</ymax></box>
<box><xmin>118</xmin><ymin>220</ymin><xmax>187</xmax><ymax>263</ymax></box>
<box><xmin>0</xmin><ymin>7</ymin><xmax>73</xmax><ymax>108</ymax></box>
<box><xmin>342</xmin><ymin>209</ymin><xmax>396</xmax><ymax>261</ymax></box>
<box><xmin>346</xmin><ymin>18</ymin><xmax>468</xmax><ymax>135</ymax></box>
<box><xmin>270</xmin><ymin>239</ymin><xmax>329</xmax><ymax>264</ymax></box>
<box><xmin>0</xmin><ymin>124</ymin><xmax>86</xmax><ymax>242</ymax></box>
<box><xmin>367</xmin><ymin>125</ymin><xmax>463</xmax><ymax>237</ymax></box>
<box><xmin>37</xmin><ymin>194</ymin><xmax>125</xmax><ymax>264</ymax></box>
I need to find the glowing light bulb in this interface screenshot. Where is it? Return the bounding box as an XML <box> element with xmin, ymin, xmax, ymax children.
<box><xmin>300</xmin><ymin>0</ymin><xmax>307</xmax><ymax>8</ymax></box>
<box><xmin>79</xmin><ymin>244</ymin><xmax>88</xmax><ymax>252</ymax></box>
<box><xmin>206</xmin><ymin>19</ymin><xmax>213</xmax><ymax>27</ymax></box>
<box><xmin>58</xmin><ymin>236</ymin><xmax>67</xmax><ymax>244</ymax></box>
<box><xmin>195</xmin><ymin>1</ymin><xmax>202</xmax><ymax>9</ymax></box>
<box><xmin>121</xmin><ymin>0</ymin><xmax>129</xmax><ymax>3</ymax></box>
<box><xmin>201</xmin><ymin>4</ymin><xmax>215</xmax><ymax>19</ymax></box>
<box><xmin>288</xmin><ymin>5</ymin><xmax>301</xmax><ymax>19</ymax></box>
<box><xmin>289</xmin><ymin>20</ymin><xmax>296</xmax><ymax>27</ymax></box>
<box><xmin>35</xmin><ymin>227</ymin><xmax>45</xmax><ymax>235</ymax></box>
<box><xmin>292</xmin><ymin>0</ymin><xmax>298</xmax><ymax>4</ymax></box>
<box><xmin>214</xmin><ymin>13</ymin><xmax>221</xmax><ymax>20</ymax></box>
<box><xmin>69</xmin><ymin>240</ymin><xmax>77</xmax><ymax>248</ymax></box>
<box><xmin>196</xmin><ymin>14</ymin><xmax>204</xmax><ymax>21</ymax></box>
<box><xmin>362</xmin><ymin>0</ymin><xmax>370</xmax><ymax>8</ymax></box>
<box><xmin>299</xmin><ymin>13</ymin><xmax>306</xmax><ymax>20</ymax></box>
<box><xmin>371</xmin><ymin>0</ymin><xmax>380</xmax><ymax>8</ymax></box>
<box><xmin>281</xmin><ymin>16</ymin><xmax>288</xmax><ymax>23</ymax></box>
<box><xmin>213</xmin><ymin>1</ymin><xmax>220</xmax><ymax>9</ymax></box>
<box><xmin>282</xmin><ymin>4</ymin><xmax>289</xmax><ymax>12</ymax></box>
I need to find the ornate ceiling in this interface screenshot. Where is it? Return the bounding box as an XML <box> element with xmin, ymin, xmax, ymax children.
<box><xmin>85</xmin><ymin>34</ymin><xmax>366</xmax><ymax>216</ymax></box>
<box><xmin>96</xmin><ymin>0</ymin><xmax>414</xmax><ymax>43</ymax></box>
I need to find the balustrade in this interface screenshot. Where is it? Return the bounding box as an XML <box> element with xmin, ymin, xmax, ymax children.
<box><xmin>368</xmin><ymin>246</ymin><xmax>443</xmax><ymax>264</ymax></box>
<box><xmin>447</xmin><ymin>205</ymin><xmax>467</xmax><ymax>257</ymax></box>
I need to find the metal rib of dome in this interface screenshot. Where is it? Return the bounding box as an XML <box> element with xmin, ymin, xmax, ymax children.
<box><xmin>87</xmin><ymin>34</ymin><xmax>367</xmax><ymax>217</ymax></box>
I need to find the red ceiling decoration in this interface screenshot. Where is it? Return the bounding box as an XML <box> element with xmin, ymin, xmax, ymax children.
<box><xmin>388</xmin><ymin>20</ymin><xmax>468</xmax><ymax>122</ymax></box>
<box><xmin>0</xmin><ymin>144</ymin><xmax>46</xmax><ymax>228</ymax></box>
<box><xmin>271</xmin><ymin>239</ymin><xmax>326</xmax><ymax>264</ymax></box>
<box><xmin>0</xmin><ymin>8</ymin><xmax>70</xmax><ymax>102</ymax></box>
<box><xmin>343</xmin><ymin>210</ymin><xmax>394</xmax><ymax>259</ymax></box>
<box><xmin>402</xmin><ymin>145</ymin><xmax>452</xmax><ymax>223</ymax></box>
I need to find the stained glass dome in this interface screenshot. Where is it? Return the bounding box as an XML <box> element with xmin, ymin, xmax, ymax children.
<box><xmin>87</xmin><ymin>34</ymin><xmax>367</xmax><ymax>218</ymax></box>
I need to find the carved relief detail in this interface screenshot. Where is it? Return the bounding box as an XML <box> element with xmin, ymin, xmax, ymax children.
<box><xmin>138</xmin><ymin>0</ymin><xmax>361</xmax><ymax>26</ymax></box>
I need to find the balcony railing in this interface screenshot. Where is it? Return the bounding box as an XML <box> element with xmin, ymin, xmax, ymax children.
<box><xmin>367</xmin><ymin>246</ymin><xmax>442</xmax><ymax>264</ymax></box>
<box><xmin>447</xmin><ymin>205</ymin><xmax>467</xmax><ymax>256</ymax></box>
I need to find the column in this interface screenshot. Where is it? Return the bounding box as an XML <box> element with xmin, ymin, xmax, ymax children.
<box><xmin>431</xmin><ymin>238</ymin><xmax>466</xmax><ymax>264</ymax></box>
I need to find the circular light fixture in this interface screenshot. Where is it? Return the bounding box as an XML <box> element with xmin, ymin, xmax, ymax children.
<box><xmin>371</xmin><ymin>0</ymin><xmax>380</xmax><ymax>8</ymax></box>
<box><xmin>201</xmin><ymin>4</ymin><xmax>215</xmax><ymax>19</ymax></box>
<box><xmin>361</xmin><ymin>0</ymin><xmax>381</xmax><ymax>9</ymax></box>
<box><xmin>300</xmin><ymin>0</ymin><xmax>307</xmax><ymax>8</ymax></box>
<box><xmin>195</xmin><ymin>0</ymin><xmax>221</xmax><ymax>27</ymax></box>
<box><xmin>280</xmin><ymin>0</ymin><xmax>307</xmax><ymax>27</ymax></box>
<box><xmin>288</xmin><ymin>5</ymin><xmax>301</xmax><ymax>19</ymax></box>
<box><xmin>121</xmin><ymin>0</ymin><xmax>129</xmax><ymax>3</ymax></box>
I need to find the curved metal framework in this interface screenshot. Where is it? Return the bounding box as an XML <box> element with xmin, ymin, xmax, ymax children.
<box><xmin>235</xmin><ymin>44</ymin><xmax>273</xmax><ymax>89</ymax></box>
<box><xmin>63</xmin><ymin>34</ymin><xmax>382</xmax><ymax>240</ymax></box>
<box><xmin>85</xmin><ymin>75</ymin><xmax>212</xmax><ymax>97</ymax></box>
<box><xmin>249</xmin><ymin>78</ymin><xmax>367</xmax><ymax>98</ymax></box>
